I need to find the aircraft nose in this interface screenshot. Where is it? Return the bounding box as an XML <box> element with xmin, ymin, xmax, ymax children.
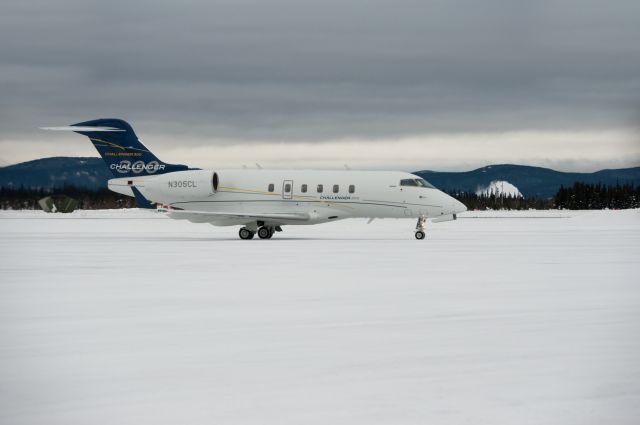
<box><xmin>443</xmin><ymin>192</ymin><xmax>467</xmax><ymax>215</ymax></box>
<box><xmin>454</xmin><ymin>199</ymin><xmax>467</xmax><ymax>214</ymax></box>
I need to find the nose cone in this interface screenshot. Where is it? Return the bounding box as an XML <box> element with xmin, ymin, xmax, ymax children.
<box><xmin>442</xmin><ymin>192</ymin><xmax>467</xmax><ymax>215</ymax></box>
<box><xmin>453</xmin><ymin>199</ymin><xmax>467</xmax><ymax>214</ymax></box>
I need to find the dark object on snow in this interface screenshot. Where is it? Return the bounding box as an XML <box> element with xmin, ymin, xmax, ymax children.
<box><xmin>38</xmin><ymin>195</ymin><xmax>79</xmax><ymax>213</ymax></box>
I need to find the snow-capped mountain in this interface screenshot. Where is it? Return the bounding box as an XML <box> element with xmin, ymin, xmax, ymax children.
<box><xmin>476</xmin><ymin>180</ymin><xmax>523</xmax><ymax>198</ymax></box>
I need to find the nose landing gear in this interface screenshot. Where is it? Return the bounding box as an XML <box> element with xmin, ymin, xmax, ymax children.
<box><xmin>414</xmin><ymin>216</ymin><xmax>427</xmax><ymax>240</ymax></box>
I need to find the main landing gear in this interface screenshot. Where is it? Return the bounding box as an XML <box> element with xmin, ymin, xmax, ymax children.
<box><xmin>414</xmin><ymin>217</ymin><xmax>427</xmax><ymax>240</ymax></box>
<box><xmin>257</xmin><ymin>226</ymin><xmax>273</xmax><ymax>239</ymax></box>
<box><xmin>239</xmin><ymin>225</ymin><xmax>282</xmax><ymax>240</ymax></box>
<box><xmin>239</xmin><ymin>227</ymin><xmax>254</xmax><ymax>240</ymax></box>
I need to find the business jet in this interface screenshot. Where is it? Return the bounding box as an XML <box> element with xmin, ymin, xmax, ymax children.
<box><xmin>43</xmin><ymin>119</ymin><xmax>466</xmax><ymax>239</ymax></box>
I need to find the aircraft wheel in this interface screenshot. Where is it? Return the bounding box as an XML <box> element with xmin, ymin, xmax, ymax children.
<box><xmin>258</xmin><ymin>226</ymin><xmax>271</xmax><ymax>239</ymax></box>
<box><xmin>415</xmin><ymin>230</ymin><xmax>425</xmax><ymax>240</ymax></box>
<box><xmin>239</xmin><ymin>228</ymin><xmax>254</xmax><ymax>240</ymax></box>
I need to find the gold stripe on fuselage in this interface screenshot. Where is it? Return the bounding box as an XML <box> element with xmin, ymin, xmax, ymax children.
<box><xmin>218</xmin><ymin>186</ymin><xmax>354</xmax><ymax>209</ymax></box>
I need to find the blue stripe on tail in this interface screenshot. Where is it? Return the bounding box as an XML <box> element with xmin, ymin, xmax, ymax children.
<box><xmin>72</xmin><ymin>118</ymin><xmax>189</xmax><ymax>178</ymax></box>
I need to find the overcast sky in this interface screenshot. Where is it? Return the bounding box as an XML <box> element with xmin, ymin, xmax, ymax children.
<box><xmin>1</xmin><ymin>0</ymin><xmax>639</xmax><ymax>171</ymax></box>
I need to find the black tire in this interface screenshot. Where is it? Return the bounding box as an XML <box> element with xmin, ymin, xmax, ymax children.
<box><xmin>415</xmin><ymin>230</ymin><xmax>425</xmax><ymax>240</ymax></box>
<box><xmin>239</xmin><ymin>228</ymin><xmax>254</xmax><ymax>240</ymax></box>
<box><xmin>258</xmin><ymin>227</ymin><xmax>271</xmax><ymax>239</ymax></box>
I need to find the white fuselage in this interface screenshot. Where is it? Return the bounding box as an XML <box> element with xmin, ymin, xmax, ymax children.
<box><xmin>109</xmin><ymin>169</ymin><xmax>466</xmax><ymax>227</ymax></box>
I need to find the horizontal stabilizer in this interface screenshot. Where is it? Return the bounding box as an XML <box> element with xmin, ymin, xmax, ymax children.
<box><xmin>40</xmin><ymin>126</ymin><xmax>125</xmax><ymax>132</ymax></box>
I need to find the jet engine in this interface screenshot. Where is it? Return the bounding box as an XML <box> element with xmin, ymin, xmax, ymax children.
<box><xmin>137</xmin><ymin>170</ymin><xmax>219</xmax><ymax>203</ymax></box>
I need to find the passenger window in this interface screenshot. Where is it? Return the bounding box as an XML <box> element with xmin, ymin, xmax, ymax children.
<box><xmin>333</xmin><ymin>184</ymin><xmax>339</xmax><ymax>193</ymax></box>
<box><xmin>317</xmin><ymin>184</ymin><xmax>323</xmax><ymax>193</ymax></box>
<box><xmin>349</xmin><ymin>184</ymin><xmax>355</xmax><ymax>194</ymax></box>
<box><xmin>301</xmin><ymin>184</ymin><xmax>307</xmax><ymax>193</ymax></box>
<box><xmin>284</xmin><ymin>183</ymin><xmax>291</xmax><ymax>192</ymax></box>
<box><xmin>268</xmin><ymin>183</ymin><xmax>274</xmax><ymax>192</ymax></box>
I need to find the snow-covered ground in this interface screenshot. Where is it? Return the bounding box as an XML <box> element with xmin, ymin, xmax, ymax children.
<box><xmin>1</xmin><ymin>209</ymin><xmax>639</xmax><ymax>425</ymax></box>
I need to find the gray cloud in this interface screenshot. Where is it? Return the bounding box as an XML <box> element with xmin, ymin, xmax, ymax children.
<box><xmin>1</xmin><ymin>0</ymin><xmax>639</xmax><ymax>168</ymax></box>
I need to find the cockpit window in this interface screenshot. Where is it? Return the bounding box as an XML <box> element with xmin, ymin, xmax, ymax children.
<box><xmin>400</xmin><ymin>178</ymin><xmax>436</xmax><ymax>189</ymax></box>
<box><xmin>415</xmin><ymin>178</ymin><xmax>435</xmax><ymax>188</ymax></box>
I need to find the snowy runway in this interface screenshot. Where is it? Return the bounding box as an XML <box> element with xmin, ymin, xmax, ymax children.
<box><xmin>1</xmin><ymin>209</ymin><xmax>639</xmax><ymax>424</ymax></box>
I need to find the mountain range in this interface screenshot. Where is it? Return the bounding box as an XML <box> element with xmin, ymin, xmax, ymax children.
<box><xmin>1</xmin><ymin>157</ymin><xmax>639</xmax><ymax>198</ymax></box>
<box><xmin>0</xmin><ymin>157</ymin><xmax>110</xmax><ymax>191</ymax></box>
<box><xmin>414</xmin><ymin>165</ymin><xmax>640</xmax><ymax>198</ymax></box>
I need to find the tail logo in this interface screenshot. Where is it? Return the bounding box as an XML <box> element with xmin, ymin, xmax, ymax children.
<box><xmin>90</xmin><ymin>138</ymin><xmax>151</xmax><ymax>154</ymax></box>
<box><xmin>110</xmin><ymin>160</ymin><xmax>165</xmax><ymax>174</ymax></box>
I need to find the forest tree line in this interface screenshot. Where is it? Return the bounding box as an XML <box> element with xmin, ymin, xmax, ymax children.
<box><xmin>552</xmin><ymin>182</ymin><xmax>639</xmax><ymax>210</ymax></box>
<box><xmin>0</xmin><ymin>181</ymin><xmax>638</xmax><ymax>211</ymax></box>
<box><xmin>449</xmin><ymin>182</ymin><xmax>639</xmax><ymax>210</ymax></box>
<box><xmin>0</xmin><ymin>186</ymin><xmax>136</xmax><ymax>210</ymax></box>
<box><xmin>448</xmin><ymin>191</ymin><xmax>553</xmax><ymax>210</ymax></box>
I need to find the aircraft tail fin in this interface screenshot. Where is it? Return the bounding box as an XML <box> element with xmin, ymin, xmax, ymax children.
<box><xmin>42</xmin><ymin>118</ymin><xmax>189</xmax><ymax>177</ymax></box>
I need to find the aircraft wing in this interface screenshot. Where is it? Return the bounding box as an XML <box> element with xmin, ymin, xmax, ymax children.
<box><xmin>167</xmin><ymin>209</ymin><xmax>310</xmax><ymax>223</ymax></box>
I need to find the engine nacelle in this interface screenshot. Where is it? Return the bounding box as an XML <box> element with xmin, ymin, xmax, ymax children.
<box><xmin>138</xmin><ymin>170</ymin><xmax>219</xmax><ymax>203</ymax></box>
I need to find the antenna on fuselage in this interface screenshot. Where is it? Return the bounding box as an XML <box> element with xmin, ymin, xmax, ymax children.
<box><xmin>256</xmin><ymin>163</ymin><xmax>263</xmax><ymax>169</ymax></box>
<box><xmin>344</xmin><ymin>164</ymin><xmax>351</xmax><ymax>170</ymax></box>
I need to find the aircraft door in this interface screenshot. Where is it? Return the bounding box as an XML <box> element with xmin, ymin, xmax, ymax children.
<box><xmin>282</xmin><ymin>180</ymin><xmax>293</xmax><ymax>200</ymax></box>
